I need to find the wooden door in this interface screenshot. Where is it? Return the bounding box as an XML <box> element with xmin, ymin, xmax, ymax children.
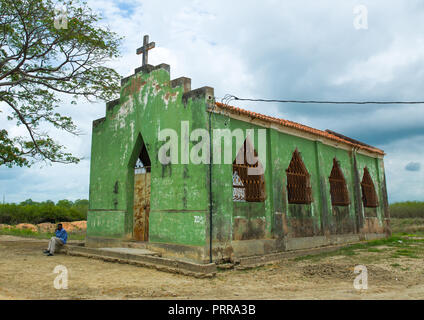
<box><xmin>133</xmin><ymin>172</ymin><xmax>151</xmax><ymax>241</ymax></box>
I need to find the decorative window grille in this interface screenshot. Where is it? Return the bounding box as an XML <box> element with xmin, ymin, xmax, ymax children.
<box><xmin>232</xmin><ymin>139</ymin><xmax>266</xmax><ymax>202</ymax></box>
<box><xmin>329</xmin><ymin>158</ymin><xmax>350</xmax><ymax>206</ymax></box>
<box><xmin>286</xmin><ymin>149</ymin><xmax>313</xmax><ymax>204</ymax></box>
<box><xmin>232</xmin><ymin>170</ymin><xmax>246</xmax><ymax>201</ymax></box>
<box><xmin>361</xmin><ymin>167</ymin><xmax>379</xmax><ymax>208</ymax></box>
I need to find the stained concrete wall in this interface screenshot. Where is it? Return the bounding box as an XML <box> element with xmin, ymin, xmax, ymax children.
<box><xmin>88</xmin><ymin>65</ymin><xmax>212</xmax><ymax>251</ymax></box>
<box><xmin>88</xmin><ymin>63</ymin><xmax>389</xmax><ymax>263</ymax></box>
<box><xmin>209</xmin><ymin>111</ymin><xmax>389</xmax><ymax>260</ymax></box>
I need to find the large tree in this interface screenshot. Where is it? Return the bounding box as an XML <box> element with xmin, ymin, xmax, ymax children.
<box><xmin>0</xmin><ymin>0</ymin><xmax>121</xmax><ymax>167</ymax></box>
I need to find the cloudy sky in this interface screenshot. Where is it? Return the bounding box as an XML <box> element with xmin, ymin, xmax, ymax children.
<box><xmin>1</xmin><ymin>0</ymin><xmax>423</xmax><ymax>203</ymax></box>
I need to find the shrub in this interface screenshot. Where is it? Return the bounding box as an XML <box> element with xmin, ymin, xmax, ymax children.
<box><xmin>0</xmin><ymin>199</ymin><xmax>88</xmax><ymax>224</ymax></box>
<box><xmin>389</xmin><ymin>201</ymin><xmax>424</xmax><ymax>218</ymax></box>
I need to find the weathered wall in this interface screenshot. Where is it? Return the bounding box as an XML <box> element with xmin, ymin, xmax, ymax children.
<box><xmin>209</xmin><ymin>116</ymin><xmax>274</xmax><ymax>260</ymax></box>
<box><xmin>88</xmin><ymin>65</ymin><xmax>211</xmax><ymax>248</ymax></box>
<box><xmin>88</xmin><ymin>63</ymin><xmax>389</xmax><ymax>263</ymax></box>
<box><xmin>209</xmin><ymin>111</ymin><xmax>389</xmax><ymax>259</ymax></box>
<box><xmin>355</xmin><ymin>152</ymin><xmax>386</xmax><ymax>234</ymax></box>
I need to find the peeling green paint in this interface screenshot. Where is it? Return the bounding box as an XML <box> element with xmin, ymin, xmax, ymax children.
<box><xmin>88</xmin><ymin>64</ymin><xmax>389</xmax><ymax>260</ymax></box>
<box><xmin>89</xmin><ymin>67</ymin><xmax>210</xmax><ymax>245</ymax></box>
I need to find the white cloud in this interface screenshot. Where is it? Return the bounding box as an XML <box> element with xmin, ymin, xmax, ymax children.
<box><xmin>381</xmin><ymin>135</ymin><xmax>424</xmax><ymax>203</ymax></box>
<box><xmin>1</xmin><ymin>0</ymin><xmax>424</xmax><ymax>202</ymax></box>
<box><xmin>332</xmin><ymin>37</ymin><xmax>424</xmax><ymax>87</ymax></box>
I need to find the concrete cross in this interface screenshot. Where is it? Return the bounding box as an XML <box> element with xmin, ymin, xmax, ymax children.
<box><xmin>136</xmin><ymin>35</ymin><xmax>155</xmax><ymax>67</ymax></box>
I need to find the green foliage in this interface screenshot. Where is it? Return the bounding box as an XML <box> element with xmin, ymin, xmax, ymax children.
<box><xmin>393</xmin><ymin>249</ymin><xmax>419</xmax><ymax>259</ymax></box>
<box><xmin>0</xmin><ymin>226</ymin><xmax>86</xmax><ymax>240</ymax></box>
<box><xmin>0</xmin><ymin>0</ymin><xmax>122</xmax><ymax>167</ymax></box>
<box><xmin>0</xmin><ymin>198</ymin><xmax>88</xmax><ymax>224</ymax></box>
<box><xmin>0</xmin><ymin>226</ymin><xmax>49</xmax><ymax>238</ymax></box>
<box><xmin>389</xmin><ymin>201</ymin><xmax>424</xmax><ymax>218</ymax></box>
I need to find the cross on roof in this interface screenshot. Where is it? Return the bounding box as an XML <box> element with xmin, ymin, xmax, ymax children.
<box><xmin>136</xmin><ymin>35</ymin><xmax>155</xmax><ymax>67</ymax></box>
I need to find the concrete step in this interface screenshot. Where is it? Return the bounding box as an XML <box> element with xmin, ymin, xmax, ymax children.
<box><xmin>99</xmin><ymin>247</ymin><xmax>161</xmax><ymax>257</ymax></box>
<box><xmin>120</xmin><ymin>241</ymin><xmax>149</xmax><ymax>250</ymax></box>
<box><xmin>65</xmin><ymin>245</ymin><xmax>216</xmax><ymax>278</ymax></box>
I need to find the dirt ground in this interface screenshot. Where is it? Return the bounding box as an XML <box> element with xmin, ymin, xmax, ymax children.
<box><xmin>0</xmin><ymin>235</ymin><xmax>423</xmax><ymax>300</ymax></box>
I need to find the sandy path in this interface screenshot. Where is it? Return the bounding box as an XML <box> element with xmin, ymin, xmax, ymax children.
<box><xmin>0</xmin><ymin>236</ymin><xmax>423</xmax><ymax>300</ymax></box>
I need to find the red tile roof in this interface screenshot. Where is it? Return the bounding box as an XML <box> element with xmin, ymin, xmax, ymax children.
<box><xmin>213</xmin><ymin>102</ymin><xmax>385</xmax><ymax>156</ymax></box>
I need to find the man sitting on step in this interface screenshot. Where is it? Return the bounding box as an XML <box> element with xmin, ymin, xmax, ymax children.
<box><xmin>43</xmin><ymin>223</ymin><xmax>68</xmax><ymax>256</ymax></box>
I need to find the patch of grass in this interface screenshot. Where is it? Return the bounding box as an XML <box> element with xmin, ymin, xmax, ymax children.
<box><xmin>293</xmin><ymin>235</ymin><xmax>424</xmax><ymax>262</ymax></box>
<box><xmin>64</xmin><ymin>233</ymin><xmax>86</xmax><ymax>241</ymax></box>
<box><xmin>395</xmin><ymin>233</ymin><xmax>421</xmax><ymax>237</ymax></box>
<box><xmin>390</xmin><ymin>263</ymin><xmax>401</xmax><ymax>268</ymax></box>
<box><xmin>0</xmin><ymin>227</ymin><xmax>85</xmax><ymax>240</ymax></box>
<box><xmin>0</xmin><ymin>227</ymin><xmax>53</xmax><ymax>239</ymax></box>
<box><xmin>341</xmin><ymin>248</ymin><xmax>357</xmax><ymax>256</ymax></box>
<box><xmin>394</xmin><ymin>249</ymin><xmax>420</xmax><ymax>259</ymax></box>
<box><xmin>293</xmin><ymin>247</ymin><xmax>357</xmax><ymax>261</ymax></box>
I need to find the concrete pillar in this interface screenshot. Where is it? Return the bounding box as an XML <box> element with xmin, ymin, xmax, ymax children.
<box><xmin>314</xmin><ymin>140</ymin><xmax>330</xmax><ymax>235</ymax></box>
<box><xmin>351</xmin><ymin>150</ymin><xmax>364</xmax><ymax>233</ymax></box>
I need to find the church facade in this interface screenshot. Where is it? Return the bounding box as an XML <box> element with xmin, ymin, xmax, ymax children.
<box><xmin>87</xmin><ymin>43</ymin><xmax>390</xmax><ymax>264</ymax></box>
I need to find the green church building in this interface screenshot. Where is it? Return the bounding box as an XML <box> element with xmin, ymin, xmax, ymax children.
<box><xmin>87</xmin><ymin>36</ymin><xmax>390</xmax><ymax>264</ymax></box>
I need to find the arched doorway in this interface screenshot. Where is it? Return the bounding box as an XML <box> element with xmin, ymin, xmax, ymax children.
<box><xmin>133</xmin><ymin>143</ymin><xmax>151</xmax><ymax>241</ymax></box>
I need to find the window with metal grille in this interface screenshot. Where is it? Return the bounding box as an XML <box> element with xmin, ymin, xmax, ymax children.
<box><xmin>232</xmin><ymin>139</ymin><xmax>266</xmax><ymax>202</ymax></box>
<box><xmin>329</xmin><ymin>158</ymin><xmax>350</xmax><ymax>206</ymax></box>
<box><xmin>286</xmin><ymin>149</ymin><xmax>312</xmax><ymax>204</ymax></box>
<box><xmin>361</xmin><ymin>167</ymin><xmax>379</xmax><ymax>208</ymax></box>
